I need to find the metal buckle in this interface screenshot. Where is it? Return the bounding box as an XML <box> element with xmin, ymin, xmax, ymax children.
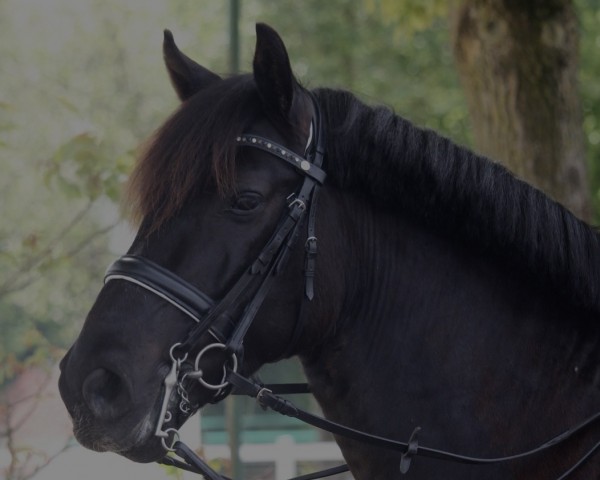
<box><xmin>288</xmin><ymin>195</ymin><xmax>306</xmax><ymax>211</ymax></box>
<box><xmin>305</xmin><ymin>236</ymin><xmax>317</xmax><ymax>253</ymax></box>
<box><xmin>160</xmin><ymin>428</ymin><xmax>180</xmax><ymax>452</ymax></box>
<box><xmin>256</xmin><ymin>387</ymin><xmax>273</xmax><ymax>411</ymax></box>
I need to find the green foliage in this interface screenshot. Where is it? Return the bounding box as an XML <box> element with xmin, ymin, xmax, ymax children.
<box><xmin>44</xmin><ymin>133</ymin><xmax>132</xmax><ymax>202</ymax></box>
<box><xmin>0</xmin><ymin>0</ymin><xmax>147</xmax><ymax>393</ymax></box>
<box><xmin>256</xmin><ymin>0</ymin><xmax>470</xmax><ymax>145</ymax></box>
<box><xmin>578</xmin><ymin>0</ymin><xmax>600</xmax><ymax>222</ymax></box>
<box><xmin>365</xmin><ymin>0</ymin><xmax>448</xmax><ymax>37</ymax></box>
<box><xmin>0</xmin><ymin>128</ymin><xmax>122</xmax><ymax>388</ymax></box>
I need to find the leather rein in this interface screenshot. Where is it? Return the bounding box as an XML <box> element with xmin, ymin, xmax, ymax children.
<box><xmin>103</xmin><ymin>96</ymin><xmax>600</xmax><ymax>479</ymax></box>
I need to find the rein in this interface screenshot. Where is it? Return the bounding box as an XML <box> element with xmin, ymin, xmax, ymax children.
<box><xmin>158</xmin><ymin>369</ymin><xmax>600</xmax><ymax>480</ymax></box>
<box><xmin>104</xmin><ymin>96</ymin><xmax>600</xmax><ymax>479</ymax></box>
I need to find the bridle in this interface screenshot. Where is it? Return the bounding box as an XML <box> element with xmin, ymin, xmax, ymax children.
<box><xmin>105</xmin><ymin>92</ymin><xmax>326</xmax><ymax>459</ymax></box>
<box><xmin>103</xmin><ymin>94</ymin><xmax>600</xmax><ymax>480</ymax></box>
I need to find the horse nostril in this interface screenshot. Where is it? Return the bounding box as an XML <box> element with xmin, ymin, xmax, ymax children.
<box><xmin>82</xmin><ymin>368</ymin><xmax>131</xmax><ymax>421</ymax></box>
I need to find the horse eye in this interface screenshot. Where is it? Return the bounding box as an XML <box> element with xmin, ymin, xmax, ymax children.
<box><xmin>230</xmin><ymin>192</ymin><xmax>263</xmax><ymax>213</ymax></box>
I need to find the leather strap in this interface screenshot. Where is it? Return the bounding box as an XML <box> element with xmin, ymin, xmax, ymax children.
<box><xmin>236</xmin><ymin>135</ymin><xmax>326</xmax><ymax>184</ymax></box>
<box><xmin>303</xmin><ymin>186</ymin><xmax>319</xmax><ymax>300</ymax></box>
<box><xmin>226</xmin><ymin>370</ymin><xmax>600</xmax><ymax>477</ymax></box>
<box><xmin>105</xmin><ymin>255</ymin><xmax>214</xmax><ymax>322</ymax></box>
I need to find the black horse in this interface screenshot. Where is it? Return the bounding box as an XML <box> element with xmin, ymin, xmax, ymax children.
<box><xmin>59</xmin><ymin>24</ymin><xmax>600</xmax><ymax>479</ymax></box>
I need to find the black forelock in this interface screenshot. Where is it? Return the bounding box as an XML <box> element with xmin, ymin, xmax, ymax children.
<box><xmin>126</xmin><ymin>74</ymin><xmax>262</xmax><ymax>231</ymax></box>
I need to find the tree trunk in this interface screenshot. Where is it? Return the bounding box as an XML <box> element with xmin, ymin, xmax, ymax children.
<box><xmin>451</xmin><ymin>0</ymin><xmax>590</xmax><ymax>220</ymax></box>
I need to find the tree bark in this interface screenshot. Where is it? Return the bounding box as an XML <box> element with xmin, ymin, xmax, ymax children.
<box><xmin>451</xmin><ymin>0</ymin><xmax>590</xmax><ymax>220</ymax></box>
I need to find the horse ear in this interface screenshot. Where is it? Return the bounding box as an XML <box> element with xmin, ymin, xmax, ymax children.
<box><xmin>253</xmin><ymin>23</ymin><xmax>298</xmax><ymax>120</ymax></box>
<box><xmin>163</xmin><ymin>30</ymin><xmax>221</xmax><ymax>101</ymax></box>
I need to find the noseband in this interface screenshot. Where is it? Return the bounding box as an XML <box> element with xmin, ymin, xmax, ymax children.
<box><xmin>103</xmin><ymin>95</ymin><xmax>600</xmax><ymax>479</ymax></box>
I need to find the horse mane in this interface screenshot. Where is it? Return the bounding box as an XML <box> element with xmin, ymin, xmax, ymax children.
<box><xmin>314</xmin><ymin>87</ymin><xmax>600</xmax><ymax>314</ymax></box>
<box><xmin>126</xmin><ymin>76</ymin><xmax>600</xmax><ymax>314</ymax></box>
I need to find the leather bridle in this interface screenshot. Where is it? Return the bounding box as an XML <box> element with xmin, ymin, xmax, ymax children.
<box><xmin>104</xmin><ymin>92</ymin><xmax>326</xmax><ymax>456</ymax></box>
<box><xmin>103</xmin><ymin>95</ymin><xmax>600</xmax><ymax>479</ymax></box>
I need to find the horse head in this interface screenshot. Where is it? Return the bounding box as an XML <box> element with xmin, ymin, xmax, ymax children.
<box><xmin>58</xmin><ymin>24</ymin><xmax>338</xmax><ymax>463</ymax></box>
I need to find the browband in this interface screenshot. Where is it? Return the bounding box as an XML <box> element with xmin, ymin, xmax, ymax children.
<box><xmin>236</xmin><ymin>135</ymin><xmax>326</xmax><ymax>184</ymax></box>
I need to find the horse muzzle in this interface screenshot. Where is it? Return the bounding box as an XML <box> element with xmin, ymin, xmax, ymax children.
<box><xmin>59</xmin><ymin>349</ymin><xmax>170</xmax><ymax>462</ymax></box>
<box><xmin>58</xmin><ymin>337</ymin><xmax>234</xmax><ymax>462</ymax></box>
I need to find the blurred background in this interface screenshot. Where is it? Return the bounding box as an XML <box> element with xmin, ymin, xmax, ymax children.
<box><xmin>1</xmin><ymin>0</ymin><xmax>599</xmax><ymax>479</ymax></box>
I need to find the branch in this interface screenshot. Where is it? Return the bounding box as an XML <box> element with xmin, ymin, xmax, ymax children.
<box><xmin>19</xmin><ymin>441</ymin><xmax>73</xmax><ymax>480</ymax></box>
<box><xmin>0</xmin><ymin>200</ymin><xmax>94</xmax><ymax>297</ymax></box>
<box><xmin>1</xmin><ymin>370</ymin><xmax>72</xmax><ymax>480</ymax></box>
<box><xmin>62</xmin><ymin>220</ymin><xmax>119</xmax><ymax>260</ymax></box>
<box><xmin>0</xmin><ymin>202</ymin><xmax>119</xmax><ymax>297</ymax></box>
<box><xmin>5</xmin><ymin>373</ymin><xmax>52</xmax><ymax>433</ymax></box>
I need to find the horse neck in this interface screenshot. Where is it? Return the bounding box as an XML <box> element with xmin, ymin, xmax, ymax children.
<box><xmin>300</xmin><ymin>191</ymin><xmax>600</xmax><ymax>479</ymax></box>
